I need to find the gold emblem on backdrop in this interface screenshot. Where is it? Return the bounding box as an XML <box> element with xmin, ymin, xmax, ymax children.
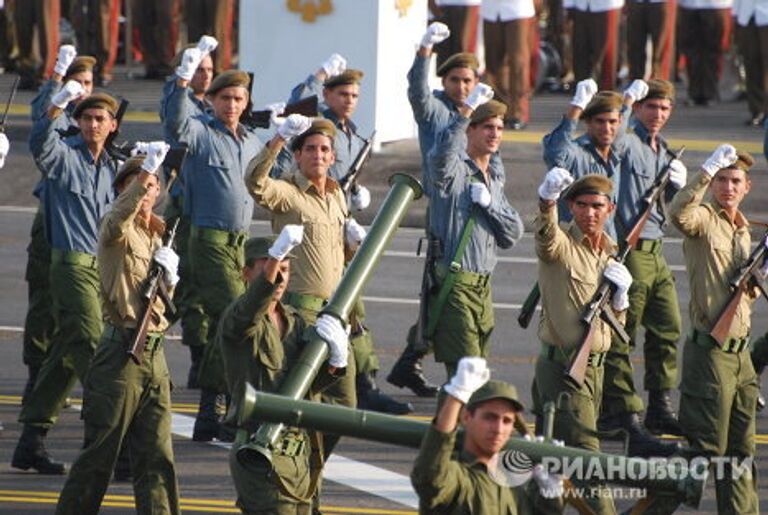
<box><xmin>287</xmin><ymin>0</ymin><xmax>333</xmax><ymax>23</ymax></box>
<box><xmin>395</xmin><ymin>0</ymin><xmax>412</xmax><ymax>17</ymax></box>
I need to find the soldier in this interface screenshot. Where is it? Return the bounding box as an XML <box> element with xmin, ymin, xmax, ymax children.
<box><xmin>56</xmin><ymin>145</ymin><xmax>182</xmax><ymax>515</ymax></box>
<box><xmin>13</xmin><ymin>0</ymin><xmax>59</xmax><ymax>90</ymax></box>
<box><xmin>68</xmin><ymin>0</ymin><xmax>120</xmax><ymax>85</ymax></box>
<box><xmin>222</xmin><ymin>228</ymin><xmax>349</xmax><ymax>515</ymax></box>
<box><xmin>185</xmin><ymin>0</ymin><xmax>235</xmax><ymax>74</ymax></box>
<box><xmin>532</xmin><ymin>171</ymin><xmax>631</xmax><ymax>514</ymax></box>
<box><xmin>429</xmin><ymin>0</ymin><xmax>481</xmax><ymax>68</ymax></box>
<box><xmin>412</xmin><ymin>356</ymin><xmax>563</xmax><ymax>514</ymax></box>
<box><xmin>569</xmin><ymin>0</ymin><xmax>624</xmax><ymax>89</ymax></box>
<box><xmin>11</xmin><ymin>91</ymin><xmax>120</xmax><ymax>474</ymax></box>
<box><xmin>669</xmin><ymin>145</ymin><xmax>760</xmax><ymax>515</ymax></box>
<box><xmin>602</xmin><ymin>79</ymin><xmax>688</xmax><ymax>440</ymax></box>
<box><xmin>626</xmin><ymin>0</ymin><xmax>677</xmax><ymax>81</ymax></box>
<box><xmin>733</xmin><ymin>0</ymin><xmax>768</xmax><ymax>125</ymax></box>
<box><xmin>426</xmin><ymin>91</ymin><xmax>524</xmax><ymax>382</ymax></box>
<box><xmin>163</xmin><ymin>45</ymin><xmax>264</xmax><ymax>441</ymax></box>
<box><xmin>132</xmin><ymin>0</ymin><xmax>182</xmax><ymax>79</ymax></box>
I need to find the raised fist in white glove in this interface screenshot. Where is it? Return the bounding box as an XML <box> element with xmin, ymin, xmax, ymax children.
<box><xmin>51</xmin><ymin>80</ymin><xmax>85</xmax><ymax>109</ymax></box>
<box><xmin>464</xmin><ymin>83</ymin><xmax>494</xmax><ymax>111</ymax></box>
<box><xmin>196</xmin><ymin>35</ymin><xmax>218</xmax><ymax>55</ymax></box>
<box><xmin>269</xmin><ymin>224</ymin><xmax>304</xmax><ymax>260</ymax></box>
<box><xmin>702</xmin><ymin>144</ymin><xmax>738</xmax><ymax>177</ymax></box>
<box><xmin>533</xmin><ymin>464</ymin><xmax>564</xmax><ymax>500</ymax></box>
<box><xmin>571</xmin><ymin>79</ymin><xmax>598</xmax><ymax>110</ymax></box>
<box><xmin>154</xmin><ymin>246</ymin><xmax>180</xmax><ymax>287</ymax></box>
<box><xmin>176</xmin><ymin>47</ymin><xmax>204</xmax><ymax>81</ymax></box>
<box><xmin>54</xmin><ymin>45</ymin><xmax>77</xmax><ymax>76</ymax></box>
<box><xmin>130</xmin><ymin>141</ymin><xmax>150</xmax><ymax>156</ymax></box>
<box><xmin>315</xmin><ymin>314</ymin><xmax>349</xmax><ymax>368</ymax></box>
<box><xmin>141</xmin><ymin>142</ymin><xmax>170</xmax><ymax>174</ymax></box>
<box><xmin>277</xmin><ymin>113</ymin><xmax>313</xmax><ymax>141</ymax></box>
<box><xmin>470</xmin><ymin>182</ymin><xmax>491</xmax><ymax>208</ymax></box>
<box><xmin>603</xmin><ymin>261</ymin><xmax>633</xmax><ymax>311</ymax></box>
<box><xmin>538</xmin><ymin>167</ymin><xmax>574</xmax><ymax>201</ymax></box>
<box><xmin>421</xmin><ymin>22</ymin><xmax>450</xmax><ymax>49</ymax></box>
<box><xmin>443</xmin><ymin>356</ymin><xmax>490</xmax><ymax>404</ymax></box>
<box><xmin>350</xmin><ymin>185</ymin><xmax>371</xmax><ymax>211</ymax></box>
<box><xmin>345</xmin><ymin>218</ymin><xmax>367</xmax><ymax>246</ymax></box>
<box><xmin>668</xmin><ymin>159</ymin><xmax>687</xmax><ymax>189</ymax></box>
<box><xmin>623</xmin><ymin>79</ymin><xmax>649</xmax><ymax>103</ymax></box>
<box><xmin>0</xmin><ymin>133</ymin><xmax>9</xmax><ymax>169</ymax></box>
<box><xmin>321</xmin><ymin>53</ymin><xmax>347</xmax><ymax>78</ymax></box>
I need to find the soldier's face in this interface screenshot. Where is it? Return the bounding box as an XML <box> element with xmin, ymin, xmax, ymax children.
<box><xmin>243</xmin><ymin>259</ymin><xmax>291</xmax><ymax>300</ymax></box>
<box><xmin>323</xmin><ymin>84</ymin><xmax>359</xmax><ymax>121</ymax></box>
<box><xmin>210</xmin><ymin>86</ymin><xmax>249</xmax><ymax>126</ymax></box>
<box><xmin>140</xmin><ymin>174</ymin><xmax>161</xmax><ymax>215</ymax></box>
<box><xmin>190</xmin><ymin>55</ymin><xmax>214</xmax><ymax>96</ymax></box>
<box><xmin>585</xmin><ymin>111</ymin><xmax>621</xmax><ymax>149</ymax></box>
<box><xmin>77</xmin><ymin>108</ymin><xmax>117</xmax><ymax>144</ymax></box>
<box><xmin>634</xmin><ymin>98</ymin><xmax>672</xmax><ymax>136</ymax></box>
<box><xmin>467</xmin><ymin>116</ymin><xmax>503</xmax><ymax>155</ymax></box>
<box><xmin>68</xmin><ymin>71</ymin><xmax>94</xmax><ymax>98</ymax></box>
<box><xmin>568</xmin><ymin>194</ymin><xmax>615</xmax><ymax>237</ymax></box>
<box><xmin>462</xmin><ymin>399</ymin><xmax>516</xmax><ymax>458</ymax></box>
<box><xmin>442</xmin><ymin>67</ymin><xmax>478</xmax><ymax>105</ymax></box>
<box><xmin>295</xmin><ymin>134</ymin><xmax>336</xmax><ymax>181</ymax></box>
<box><xmin>711</xmin><ymin>168</ymin><xmax>751</xmax><ymax>212</ymax></box>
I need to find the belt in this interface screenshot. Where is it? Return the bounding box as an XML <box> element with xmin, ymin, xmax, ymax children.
<box><xmin>285</xmin><ymin>291</ymin><xmax>326</xmax><ymax>313</ymax></box>
<box><xmin>541</xmin><ymin>343</ymin><xmax>606</xmax><ymax>368</ymax></box>
<box><xmin>634</xmin><ymin>239</ymin><xmax>662</xmax><ymax>254</ymax></box>
<box><xmin>691</xmin><ymin>329</ymin><xmax>749</xmax><ymax>354</ymax></box>
<box><xmin>105</xmin><ymin>323</ymin><xmax>164</xmax><ymax>353</ymax></box>
<box><xmin>50</xmin><ymin>249</ymin><xmax>98</xmax><ymax>269</ymax></box>
<box><xmin>191</xmin><ymin>225</ymin><xmax>247</xmax><ymax>247</ymax></box>
<box><xmin>435</xmin><ymin>264</ymin><xmax>491</xmax><ymax>288</ymax></box>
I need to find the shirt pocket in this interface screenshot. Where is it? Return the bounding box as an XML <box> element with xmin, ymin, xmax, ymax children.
<box><xmin>126</xmin><ymin>237</ymin><xmax>152</xmax><ymax>285</ymax></box>
<box><xmin>64</xmin><ymin>167</ymin><xmax>94</xmax><ymax>198</ymax></box>
<box><xmin>567</xmin><ymin>263</ymin><xmax>598</xmax><ymax>309</ymax></box>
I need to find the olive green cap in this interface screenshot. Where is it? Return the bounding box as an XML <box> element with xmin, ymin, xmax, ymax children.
<box><xmin>72</xmin><ymin>92</ymin><xmax>119</xmax><ymax>119</ymax></box>
<box><xmin>437</xmin><ymin>52</ymin><xmax>479</xmax><ymax>77</ymax></box>
<box><xmin>290</xmin><ymin>118</ymin><xmax>337</xmax><ymax>151</ymax></box>
<box><xmin>244</xmin><ymin>236</ymin><xmax>295</xmax><ymax>262</ymax></box>
<box><xmin>564</xmin><ymin>174</ymin><xmax>614</xmax><ymax>201</ymax></box>
<box><xmin>470</xmin><ymin>99</ymin><xmax>507</xmax><ymax>125</ymax></box>
<box><xmin>206</xmin><ymin>70</ymin><xmax>250</xmax><ymax>96</ymax></box>
<box><xmin>581</xmin><ymin>90</ymin><xmax>623</xmax><ymax>120</ymax></box>
<box><xmin>64</xmin><ymin>56</ymin><xmax>97</xmax><ymax>79</ymax></box>
<box><xmin>467</xmin><ymin>380</ymin><xmax>525</xmax><ymax>412</ymax></box>
<box><xmin>112</xmin><ymin>156</ymin><xmax>146</xmax><ymax>188</ymax></box>
<box><xmin>729</xmin><ymin>150</ymin><xmax>755</xmax><ymax>173</ymax></box>
<box><xmin>643</xmin><ymin>79</ymin><xmax>675</xmax><ymax>102</ymax></box>
<box><xmin>324</xmin><ymin>69</ymin><xmax>364</xmax><ymax>89</ymax></box>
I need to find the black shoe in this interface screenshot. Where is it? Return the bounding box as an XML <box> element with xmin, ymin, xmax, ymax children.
<box><xmin>645</xmin><ymin>389</ymin><xmax>684</xmax><ymax>436</ymax></box>
<box><xmin>11</xmin><ymin>425</ymin><xmax>67</xmax><ymax>474</ymax></box>
<box><xmin>192</xmin><ymin>389</ymin><xmax>220</xmax><ymax>442</ymax></box>
<box><xmin>387</xmin><ymin>344</ymin><xmax>439</xmax><ymax>398</ymax></box>
<box><xmin>758</xmin><ymin>391</ymin><xmax>766</xmax><ymax>412</ymax></box>
<box><xmin>187</xmin><ymin>346</ymin><xmax>203</xmax><ymax>389</ymax></box>
<box><xmin>357</xmin><ymin>373</ymin><xmax>414</xmax><ymax>415</ymax></box>
<box><xmin>613</xmin><ymin>412</ymin><xmax>680</xmax><ymax>458</ymax></box>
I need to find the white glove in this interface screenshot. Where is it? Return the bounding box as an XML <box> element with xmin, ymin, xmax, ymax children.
<box><xmin>0</xmin><ymin>133</ymin><xmax>9</xmax><ymax>169</ymax></box>
<box><xmin>196</xmin><ymin>35</ymin><xmax>218</xmax><ymax>55</ymax></box>
<box><xmin>603</xmin><ymin>261</ymin><xmax>633</xmax><ymax>311</ymax></box>
<box><xmin>350</xmin><ymin>185</ymin><xmax>371</xmax><ymax>211</ymax></box>
<box><xmin>702</xmin><ymin>144</ymin><xmax>738</xmax><ymax>177</ymax></box>
<box><xmin>276</xmin><ymin>113</ymin><xmax>313</xmax><ymax>141</ymax></box>
<box><xmin>421</xmin><ymin>21</ymin><xmax>450</xmax><ymax>49</ymax></box>
<box><xmin>470</xmin><ymin>182</ymin><xmax>491</xmax><ymax>208</ymax></box>
<box><xmin>345</xmin><ymin>218</ymin><xmax>367</xmax><ymax>246</ymax></box>
<box><xmin>623</xmin><ymin>79</ymin><xmax>649</xmax><ymax>103</ymax></box>
<box><xmin>154</xmin><ymin>246</ymin><xmax>180</xmax><ymax>287</ymax></box>
<box><xmin>130</xmin><ymin>141</ymin><xmax>150</xmax><ymax>156</ymax></box>
<box><xmin>443</xmin><ymin>356</ymin><xmax>490</xmax><ymax>404</ymax></box>
<box><xmin>141</xmin><ymin>142</ymin><xmax>170</xmax><ymax>174</ymax></box>
<box><xmin>320</xmin><ymin>53</ymin><xmax>347</xmax><ymax>77</ymax></box>
<box><xmin>269</xmin><ymin>224</ymin><xmax>304</xmax><ymax>260</ymax></box>
<box><xmin>668</xmin><ymin>159</ymin><xmax>687</xmax><ymax>189</ymax></box>
<box><xmin>51</xmin><ymin>80</ymin><xmax>85</xmax><ymax>109</ymax></box>
<box><xmin>570</xmin><ymin>79</ymin><xmax>598</xmax><ymax>110</ymax></box>
<box><xmin>464</xmin><ymin>83</ymin><xmax>494</xmax><ymax>111</ymax></box>
<box><xmin>315</xmin><ymin>314</ymin><xmax>349</xmax><ymax>368</ymax></box>
<box><xmin>53</xmin><ymin>45</ymin><xmax>77</xmax><ymax>76</ymax></box>
<box><xmin>538</xmin><ymin>167</ymin><xmax>574</xmax><ymax>201</ymax></box>
<box><xmin>533</xmin><ymin>464</ymin><xmax>565</xmax><ymax>499</ymax></box>
<box><xmin>176</xmin><ymin>47</ymin><xmax>204</xmax><ymax>81</ymax></box>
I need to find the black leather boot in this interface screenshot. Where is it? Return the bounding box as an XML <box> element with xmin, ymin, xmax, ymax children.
<box><xmin>600</xmin><ymin>412</ymin><xmax>680</xmax><ymax>458</ymax></box>
<box><xmin>192</xmin><ymin>389</ymin><xmax>220</xmax><ymax>442</ymax></box>
<box><xmin>357</xmin><ymin>372</ymin><xmax>413</xmax><ymax>415</ymax></box>
<box><xmin>11</xmin><ymin>425</ymin><xmax>67</xmax><ymax>474</ymax></box>
<box><xmin>386</xmin><ymin>344</ymin><xmax>438</xmax><ymax>398</ymax></box>
<box><xmin>187</xmin><ymin>345</ymin><xmax>203</xmax><ymax>389</ymax></box>
<box><xmin>645</xmin><ymin>389</ymin><xmax>684</xmax><ymax>436</ymax></box>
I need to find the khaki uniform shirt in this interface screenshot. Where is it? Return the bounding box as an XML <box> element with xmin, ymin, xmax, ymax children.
<box><xmin>535</xmin><ymin>204</ymin><xmax>622</xmax><ymax>352</ymax></box>
<box><xmin>669</xmin><ymin>170</ymin><xmax>756</xmax><ymax>338</ymax></box>
<box><xmin>246</xmin><ymin>146</ymin><xmax>347</xmax><ymax>300</ymax></box>
<box><xmin>98</xmin><ymin>179</ymin><xmax>168</xmax><ymax>332</ymax></box>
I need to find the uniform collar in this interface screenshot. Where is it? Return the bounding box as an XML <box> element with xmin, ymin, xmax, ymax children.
<box><xmin>575</xmin><ymin>133</ymin><xmax>621</xmax><ymax>168</ymax></box>
<box><xmin>629</xmin><ymin>118</ymin><xmax>668</xmax><ymax>150</ymax></box>
<box><xmin>714</xmin><ymin>204</ymin><xmax>750</xmax><ymax>230</ymax></box>
<box><xmin>207</xmin><ymin>116</ymin><xmax>246</xmax><ymax>140</ymax></box>
<box><xmin>567</xmin><ymin>221</ymin><xmax>617</xmax><ymax>254</ymax></box>
<box><xmin>461</xmin><ymin>150</ymin><xmax>503</xmax><ymax>182</ymax></box>
<box><xmin>293</xmin><ymin>169</ymin><xmax>340</xmax><ymax>195</ymax></box>
<box><xmin>322</xmin><ymin>107</ymin><xmax>357</xmax><ymax>134</ymax></box>
<box><xmin>435</xmin><ymin>90</ymin><xmax>459</xmax><ymax>112</ymax></box>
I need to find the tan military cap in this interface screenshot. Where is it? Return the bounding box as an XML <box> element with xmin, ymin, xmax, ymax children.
<box><xmin>470</xmin><ymin>99</ymin><xmax>507</xmax><ymax>125</ymax></box>
<box><xmin>290</xmin><ymin>118</ymin><xmax>337</xmax><ymax>151</ymax></box>
<box><xmin>324</xmin><ymin>69</ymin><xmax>364</xmax><ymax>89</ymax></box>
<box><xmin>72</xmin><ymin>92</ymin><xmax>119</xmax><ymax>118</ymax></box>
<box><xmin>244</xmin><ymin>236</ymin><xmax>295</xmax><ymax>263</ymax></box>
<box><xmin>643</xmin><ymin>79</ymin><xmax>675</xmax><ymax>102</ymax></box>
<box><xmin>581</xmin><ymin>91</ymin><xmax>623</xmax><ymax>120</ymax></box>
<box><xmin>112</xmin><ymin>156</ymin><xmax>145</xmax><ymax>188</ymax></box>
<box><xmin>467</xmin><ymin>380</ymin><xmax>525</xmax><ymax>412</ymax></box>
<box><xmin>564</xmin><ymin>174</ymin><xmax>614</xmax><ymax>200</ymax></box>
<box><xmin>730</xmin><ymin>150</ymin><xmax>755</xmax><ymax>173</ymax></box>
<box><xmin>64</xmin><ymin>56</ymin><xmax>97</xmax><ymax>79</ymax></box>
<box><xmin>437</xmin><ymin>52</ymin><xmax>479</xmax><ymax>77</ymax></box>
<box><xmin>206</xmin><ymin>70</ymin><xmax>250</xmax><ymax>96</ymax></box>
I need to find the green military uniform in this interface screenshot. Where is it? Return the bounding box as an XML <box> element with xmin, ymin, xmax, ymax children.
<box><xmin>669</xmin><ymin>167</ymin><xmax>760</xmax><ymax>515</ymax></box>
<box><xmin>56</xmin><ymin>165</ymin><xmax>180</xmax><ymax>514</ymax></box>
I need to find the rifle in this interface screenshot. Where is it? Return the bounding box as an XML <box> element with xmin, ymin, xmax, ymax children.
<box><xmin>709</xmin><ymin>229</ymin><xmax>768</xmax><ymax>346</ymax></box>
<box><xmin>0</xmin><ymin>75</ymin><xmax>19</xmax><ymax>131</ymax></box>
<box><xmin>413</xmin><ymin>232</ymin><xmax>442</xmax><ymax>352</ymax></box>
<box><xmin>565</xmin><ymin>147</ymin><xmax>685</xmax><ymax>386</ymax></box>
<box><xmin>241</xmin><ymin>95</ymin><xmax>319</xmax><ymax>130</ymax></box>
<box><xmin>339</xmin><ymin>130</ymin><xmax>376</xmax><ymax>195</ymax></box>
<box><xmin>128</xmin><ymin>218</ymin><xmax>180</xmax><ymax>364</ymax></box>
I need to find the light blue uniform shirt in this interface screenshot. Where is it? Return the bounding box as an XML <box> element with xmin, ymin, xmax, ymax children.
<box><xmin>429</xmin><ymin>115</ymin><xmax>524</xmax><ymax>275</ymax></box>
